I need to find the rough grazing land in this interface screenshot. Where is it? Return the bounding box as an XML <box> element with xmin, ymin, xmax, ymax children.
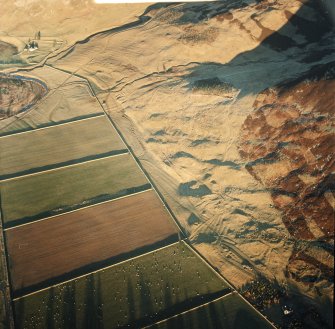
<box><xmin>14</xmin><ymin>242</ymin><xmax>230</xmax><ymax>329</ymax></box>
<box><xmin>0</xmin><ymin>67</ymin><xmax>104</xmax><ymax>136</ymax></box>
<box><xmin>6</xmin><ymin>190</ymin><xmax>178</xmax><ymax>293</ymax></box>
<box><xmin>239</xmin><ymin>64</ymin><xmax>335</xmax><ymax>287</ymax></box>
<box><xmin>151</xmin><ymin>292</ymin><xmax>274</xmax><ymax>329</ymax></box>
<box><xmin>0</xmin><ymin>154</ymin><xmax>149</xmax><ymax>226</ymax></box>
<box><xmin>0</xmin><ymin>116</ymin><xmax>126</xmax><ymax>178</ymax></box>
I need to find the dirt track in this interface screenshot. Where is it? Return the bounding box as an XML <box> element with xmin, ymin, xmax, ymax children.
<box><xmin>6</xmin><ymin>190</ymin><xmax>178</xmax><ymax>293</ymax></box>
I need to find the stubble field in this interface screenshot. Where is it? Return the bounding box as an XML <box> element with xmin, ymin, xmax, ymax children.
<box><xmin>0</xmin><ymin>116</ymin><xmax>126</xmax><ymax>179</ymax></box>
<box><xmin>6</xmin><ymin>190</ymin><xmax>179</xmax><ymax>294</ymax></box>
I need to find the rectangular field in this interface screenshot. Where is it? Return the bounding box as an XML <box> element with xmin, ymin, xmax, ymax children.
<box><xmin>0</xmin><ymin>154</ymin><xmax>149</xmax><ymax>227</ymax></box>
<box><xmin>0</xmin><ymin>116</ymin><xmax>126</xmax><ymax>179</ymax></box>
<box><xmin>150</xmin><ymin>292</ymin><xmax>274</xmax><ymax>329</ymax></box>
<box><xmin>13</xmin><ymin>241</ymin><xmax>231</xmax><ymax>329</ymax></box>
<box><xmin>6</xmin><ymin>190</ymin><xmax>179</xmax><ymax>294</ymax></box>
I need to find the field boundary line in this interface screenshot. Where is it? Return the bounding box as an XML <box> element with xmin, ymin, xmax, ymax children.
<box><xmin>183</xmin><ymin>239</ymin><xmax>277</xmax><ymax>328</ymax></box>
<box><xmin>102</xmin><ymin>93</ymin><xmax>276</xmax><ymax>328</ymax></box>
<box><xmin>12</xmin><ymin>240</ymin><xmax>182</xmax><ymax>301</ymax></box>
<box><xmin>0</xmin><ymin>194</ymin><xmax>15</xmax><ymax>328</ymax></box>
<box><xmin>0</xmin><ymin>152</ymin><xmax>129</xmax><ymax>183</ymax></box>
<box><xmin>100</xmin><ymin>90</ymin><xmax>277</xmax><ymax>328</ymax></box>
<box><xmin>44</xmin><ymin>49</ymin><xmax>277</xmax><ymax>329</ymax></box>
<box><xmin>56</xmin><ymin>66</ymin><xmax>186</xmax><ymax>237</ymax></box>
<box><xmin>181</xmin><ymin>240</ymin><xmax>235</xmax><ymax>290</ymax></box>
<box><xmin>143</xmin><ymin>292</ymin><xmax>235</xmax><ymax>329</ymax></box>
<box><xmin>0</xmin><ymin>113</ymin><xmax>105</xmax><ymax>139</ymax></box>
<box><xmin>86</xmin><ymin>80</ymin><xmax>188</xmax><ymax>239</ymax></box>
<box><xmin>5</xmin><ymin>188</ymin><xmax>153</xmax><ymax>231</ymax></box>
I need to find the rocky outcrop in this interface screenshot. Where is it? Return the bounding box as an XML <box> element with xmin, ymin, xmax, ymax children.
<box><xmin>239</xmin><ymin>62</ymin><xmax>334</xmax><ymax>287</ymax></box>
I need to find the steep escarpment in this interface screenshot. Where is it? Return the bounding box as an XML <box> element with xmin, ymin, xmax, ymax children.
<box><xmin>239</xmin><ymin>62</ymin><xmax>334</xmax><ymax>285</ymax></box>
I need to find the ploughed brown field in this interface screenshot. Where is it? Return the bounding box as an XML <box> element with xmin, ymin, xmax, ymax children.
<box><xmin>6</xmin><ymin>190</ymin><xmax>178</xmax><ymax>294</ymax></box>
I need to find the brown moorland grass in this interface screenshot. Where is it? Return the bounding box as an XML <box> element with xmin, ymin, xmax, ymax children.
<box><xmin>0</xmin><ymin>154</ymin><xmax>149</xmax><ymax>226</ymax></box>
<box><xmin>6</xmin><ymin>190</ymin><xmax>178</xmax><ymax>294</ymax></box>
<box><xmin>0</xmin><ymin>116</ymin><xmax>126</xmax><ymax>179</ymax></box>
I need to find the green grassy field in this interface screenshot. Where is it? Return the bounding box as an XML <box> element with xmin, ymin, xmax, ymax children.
<box><xmin>0</xmin><ymin>256</ymin><xmax>8</xmax><ymax>329</ymax></box>
<box><xmin>0</xmin><ymin>116</ymin><xmax>126</xmax><ymax>179</ymax></box>
<box><xmin>14</xmin><ymin>241</ymin><xmax>230</xmax><ymax>329</ymax></box>
<box><xmin>150</xmin><ymin>292</ymin><xmax>274</xmax><ymax>329</ymax></box>
<box><xmin>0</xmin><ymin>154</ymin><xmax>149</xmax><ymax>226</ymax></box>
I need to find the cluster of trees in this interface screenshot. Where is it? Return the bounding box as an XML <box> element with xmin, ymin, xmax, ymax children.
<box><xmin>24</xmin><ymin>40</ymin><xmax>38</xmax><ymax>50</ymax></box>
<box><xmin>34</xmin><ymin>31</ymin><xmax>41</xmax><ymax>40</ymax></box>
<box><xmin>24</xmin><ymin>32</ymin><xmax>41</xmax><ymax>51</ymax></box>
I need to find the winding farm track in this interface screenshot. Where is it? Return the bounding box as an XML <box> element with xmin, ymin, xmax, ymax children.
<box><xmin>0</xmin><ymin>4</ymin><xmax>277</xmax><ymax>328</ymax></box>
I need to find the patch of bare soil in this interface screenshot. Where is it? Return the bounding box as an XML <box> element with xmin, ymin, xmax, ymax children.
<box><xmin>0</xmin><ymin>76</ymin><xmax>47</xmax><ymax>119</ymax></box>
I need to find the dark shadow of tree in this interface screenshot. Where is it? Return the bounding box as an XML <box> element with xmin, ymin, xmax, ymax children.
<box><xmin>233</xmin><ymin>308</ymin><xmax>264</xmax><ymax>329</ymax></box>
<box><xmin>46</xmin><ymin>287</ymin><xmax>55</xmax><ymax>329</ymax></box>
<box><xmin>127</xmin><ymin>278</ymin><xmax>136</xmax><ymax>324</ymax></box>
<box><xmin>83</xmin><ymin>274</ymin><xmax>102</xmax><ymax>329</ymax></box>
<box><xmin>62</xmin><ymin>281</ymin><xmax>76</xmax><ymax>329</ymax></box>
<box><xmin>140</xmin><ymin>274</ymin><xmax>153</xmax><ymax>320</ymax></box>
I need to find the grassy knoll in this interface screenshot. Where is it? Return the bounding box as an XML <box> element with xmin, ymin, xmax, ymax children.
<box><xmin>150</xmin><ymin>292</ymin><xmax>274</xmax><ymax>329</ymax></box>
<box><xmin>0</xmin><ymin>155</ymin><xmax>149</xmax><ymax>226</ymax></box>
<box><xmin>0</xmin><ymin>116</ymin><xmax>126</xmax><ymax>179</ymax></box>
<box><xmin>14</xmin><ymin>241</ymin><xmax>230</xmax><ymax>329</ymax></box>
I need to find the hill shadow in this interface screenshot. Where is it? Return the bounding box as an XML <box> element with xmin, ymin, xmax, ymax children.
<box><xmin>182</xmin><ymin>0</ymin><xmax>334</xmax><ymax>98</ymax></box>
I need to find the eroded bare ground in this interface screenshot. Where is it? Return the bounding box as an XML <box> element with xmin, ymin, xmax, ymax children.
<box><xmin>1</xmin><ymin>0</ymin><xmax>334</xmax><ymax>328</ymax></box>
<box><xmin>0</xmin><ymin>76</ymin><xmax>46</xmax><ymax>120</ymax></box>
<box><xmin>238</xmin><ymin>62</ymin><xmax>334</xmax><ymax>327</ymax></box>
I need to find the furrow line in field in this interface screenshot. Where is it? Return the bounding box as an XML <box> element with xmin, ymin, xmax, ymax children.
<box><xmin>12</xmin><ymin>240</ymin><xmax>182</xmax><ymax>301</ymax></box>
<box><xmin>0</xmin><ymin>113</ymin><xmax>105</xmax><ymax>139</ymax></box>
<box><xmin>143</xmin><ymin>292</ymin><xmax>235</xmax><ymax>329</ymax></box>
<box><xmin>0</xmin><ymin>151</ymin><xmax>129</xmax><ymax>183</ymax></box>
<box><xmin>4</xmin><ymin>188</ymin><xmax>153</xmax><ymax>231</ymax></box>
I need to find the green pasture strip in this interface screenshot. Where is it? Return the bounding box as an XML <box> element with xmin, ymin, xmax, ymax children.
<box><xmin>13</xmin><ymin>241</ymin><xmax>230</xmax><ymax>329</ymax></box>
<box><xmin>0</xmin><ymin>154</ymin><xmax>149</xmax><ymax>226</ymax></box>
<box><xmin>150</xmin><ymin>291</ymin><xmax>274</xmax><ymax>329</ymax></box>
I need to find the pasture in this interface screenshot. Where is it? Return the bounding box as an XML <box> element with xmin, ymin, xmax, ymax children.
<box><xmin>0</xmin><ymin>116</ymin><xmax>126</xmax><ymax>179</ymax></box>
<box><xmin>150</xmin><ymin>292</ymin><xmax>274</xmax><ymax>329</ymax></box>
<box><xmin>14</xmin><ymin>241</ymin><xmax>230</xmax><ymax>329</ymax></box>
<box><xmin>0</xmin><ymin>154</ymin><xmax>149</xmax><ymax>227</ymax></box>
<box><xmin>6</xmin><ymin>190</ymin><xmax>178</xmax><ymax>294</ymax></box>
